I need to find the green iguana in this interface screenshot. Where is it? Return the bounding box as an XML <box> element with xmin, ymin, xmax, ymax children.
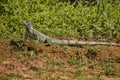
<box><xmin>23</xmin><ymin>21</ymin><xmax>120</xmax><ymax>46</ymax></box>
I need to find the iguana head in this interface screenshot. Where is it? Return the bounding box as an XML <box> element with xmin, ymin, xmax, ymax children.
<box><xmin>23</xmin><ymin>20</ymin><xmax>33</xmax><ymax>30</ymax></box>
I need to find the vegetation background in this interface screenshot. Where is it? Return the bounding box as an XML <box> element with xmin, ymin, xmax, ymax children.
<box><xmin>0</xmin><ymin>0</ymin><xmax>120</xmax><ymax>80</ymax></box>
<box><xmin>0</xmin><ymin>0</ymin><xmax>120</xmax><ymax>41</ymax></box>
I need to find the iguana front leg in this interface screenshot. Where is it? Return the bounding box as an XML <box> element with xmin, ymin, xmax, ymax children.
<box><xmin>23</xmin><ymin>33</ymin><xmax>28</xmax><ymax>43</ymax></box>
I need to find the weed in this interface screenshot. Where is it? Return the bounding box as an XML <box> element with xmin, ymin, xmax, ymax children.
<box><xmin>68</xmin><ymin>56</ymin><xmax>81</xmax><ymax>65</ymax></box>
<box><xmin>86</xmin><ymin>47</ymin><xmax>99</xmax><ymax>59</ymax></box>
<box><xmin>88</xmin><ymin>60</ymin><xmax>99</xmax><ymax>69</ymax></box>
<box><xmin>102</xmin><ymin>64</ymin><xmax>117</xmax><ymax>77</ymax></box>
<box><xmin>44</xmin><ymin>53</ymin><xmax>51</xmax><ymax>59</ymax></box>
<box><xmin>73</xmin><ymin>69</ymin><xmax>93</xmax><ymax>80</ymax></box>
<box><xmin>50</xmin><ymin>76</ymin><xmax>61</xmax><ymax>80</ymax></box>
<box><xmin>28</xmin><ymin>51</ymin><xmax>37</xmax><ymax>59</ymax></box>
<box><xmin>85</xmin><ymin>77</ymin><xmax>102</xmax><ymax>80</ymax></box>
<box><xmin>69</xmin><ymin>56</ymin><xmax>77</xmax><ymax>65</ymax></box>
<box><xmin>115</xmin><ymin>57</ymin><xmax>120</xmax><ymax>63</ymax></box>
<box><xmin>18</xmin><ymin>51</ymin><xmax>27</xmax><ymax>58</ymax></box>
<box><xmin>6</xmin><ymin>73</ymin><xmax>22</xmax><ymax>79</ymax></box>
<box><xmin>0</xmin><ymin>1</ymin><xmax>120</xmax><ymax>41</ymax></box>
<box><xmin>0</xmin><ymin>58</ymin><xmax>4</xmax><ymax>63</ymax></box>
<box><xmin>10</xmin><ymin>39</ymin><xmax>24</xmax><ymax>51</ymax></box>
<box><xmin>101</xmin><ymin>57</ymin><xmax>119</xmax><ymax>77</ymax></box>
<box><xmin>74</xmin><ymin>69</ymin><xmax>82</xmax><ymax>77</ymax></box>
<box><xmin>47</xmin><ymin>59</ymin><xmax>64</xmax><ymax>69</ymax></box>
<box><xmin>36</xmin><ymin>68</ymin><xmax>45</xmax><ymax>78</ymax></box>
<box><xmin>0</xmin><ymin>76</ymin><xmax>11</xmax><ymax>80</ymax></box>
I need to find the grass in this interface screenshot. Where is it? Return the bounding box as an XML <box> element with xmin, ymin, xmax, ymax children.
<box><xmin>36</xmin><ymin>68</ymin><xmax>46</xmax><ymax>78</ymax></box>
<box><xmin>68</xmin><ymin>55</ymin><xmax>84</xmax><ymax>65</ymax></box>
<box><xmin>86</xmin><ymin>46</ymin><xmax>99</xmax><ymax>59</ymax></box>
<box><xmin>0</xmin><ymin>73</ymin><xmax>22</xmax><ymax>80</ymax></box>
<box><xmin>0</xmin><ymin>76</ymin><xmax>11</xmax><ymax>80</ymax></box>
<box><xmin>50</xmin><ymin>76</ymin><xmax>61</xmax><ymax>80</ymax></box>
<box><xmin>115</xmin><ymin>57</ymin><xmax>120</xmax><ymax>63</ymax></box>
<box><xmin>0</xmin><ymin>0</ymin><xmax>120</xmax><ymax>41</ymax></box>
<box><xmin>101</xmin><ymin>56</ymin><xmax>120</xmax><ymax>77</ymax></box>
<box><xmin>74</xmin><ymin>69</ymin><xmax>82</xmax><ymax>77</ymax></box>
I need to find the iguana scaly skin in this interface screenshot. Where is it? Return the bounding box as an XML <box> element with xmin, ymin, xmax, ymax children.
<box><xmin>23</xmin><ymin>21</ymin><xmax>120</xmax><ymax>46</ymax></box>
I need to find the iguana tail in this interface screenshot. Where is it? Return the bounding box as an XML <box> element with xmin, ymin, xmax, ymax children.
<box><xmin>51</xmin><ymin>39</ymin><xmax>120</xmax><ymax>46</ymax></box>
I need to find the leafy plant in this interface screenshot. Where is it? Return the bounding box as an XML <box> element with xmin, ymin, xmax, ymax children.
<box><xmin>50</xmin><ymin>76</ymin><xmax>61</xmax><ymax>80</ymax></box>
<box><xmin>0</xmin><ymin>0</ymin><xmax>120</xmax><ymax>41</ymax></box>
<box><xmin>0</xmin><ymin>76</ymin><xmax>11</xmax><ymax>80</ymax></box>
<box><xmin>102</xmin><ymin>64</ymin><xmax>117</xmax><ymax>77</ymax></box>
<box><xmin>115</xmin><ymin>57</ymin><xmax>120</xmax><ymax>63</ymax></box>
<box><xmin>68</xmin><ymin>56</ymin><xmax>83</xmax><ymax>65</ymax></box>
<box><xmin>101</xmin><ymin>56</ymin><xmax>119</xmax><ymax>77</ymax></box>
<box><xmin>86</xmin><ymin>47</ymin><xmax>99</xmax><ymax>59</ymax></box>
<box><xmin>36</xmin><ymin>68</ymin><xmax>45</xmax><ymax>78</ymax></box>
<box><xmin>74</xmin><ymin>69</ymin><xmax>82</xmax><ymax>77</ymax></box>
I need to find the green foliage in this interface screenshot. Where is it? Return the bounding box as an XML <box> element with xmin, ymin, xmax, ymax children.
<box><xmin>68</xmin><ymin>54</ymin><xmax>85</xmax><ymax>66</ymax></box>
<box><xmin>0</xmin><ymin>73</ymin><xmax>22</xmax><ymax>80</ymax></box>
<box><xmin>102</xmin><ymin>63</ymin><xmax>117</xmax><ymax>76</ymax></box>
<box><xmin>0</xmin><ymin>0</ymin><xmax>120</xmax><ymax>40</ymax></box>
<box><xmin>50</xmin><ymin>76</ymin><xmax>61</xmax><ymax>80</ymax></box>
<box><xmin>86</xmin><ymin>47</ymin><xmax>99</xmax><ymax>59</ymax></box>
<box><xmin>36</xmin><ymin>68</ymin><xmax>45</xmax><ymax>78</ymax></box>
<box><xmin>0</xmin><ymin>76</ymin><xmax>11</xmax><ymax>80</ymax></box>
<box><xmin>101</xmin><ymin>57</ymin><xmax>120</xmax><ymax>77</ymax></box>
<box><xmin>88</xmin><ymin>60</ymin><xmax>99</xmax><ymax>69</ymax></box>
<box><xmin>74</xmin><ymin>69</ymin><xmax>82</xmax><ymax>77</ymax></box>
<box><xmin>115</xmin><ymin>57</ymin><xmax>120</xmax><ymax>63</ymax></box>
<box><xmin>47</xmin><ymin>59</ymin><xmax>64</xmax><ymax>69</ymax></box>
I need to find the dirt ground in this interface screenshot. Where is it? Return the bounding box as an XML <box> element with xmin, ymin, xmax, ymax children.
<box><xmin>0</xmin><ymin>39</ymin><xmax>120</xmax><ymax>80</ymax></box>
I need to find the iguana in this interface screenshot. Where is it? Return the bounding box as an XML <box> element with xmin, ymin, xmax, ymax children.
<box><xmin>23</xmin><ymin>21</ymin><xmax>120</xmax><ymax>46</ymax></box>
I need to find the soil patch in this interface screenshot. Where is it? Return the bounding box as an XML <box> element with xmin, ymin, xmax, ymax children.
<box><xmin>0</xmin><ymin>39</ymin><xmax>120</xmax><ymax>80</ymax></box>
